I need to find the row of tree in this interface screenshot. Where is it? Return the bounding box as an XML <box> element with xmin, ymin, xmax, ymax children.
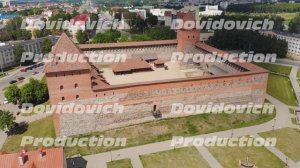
<box><xmin>0</xmin><ymin>17</ymin><xmax>32</xmax><ymax>41</ymax></box>
<box><xmin>201</xmin><ymin>13</ymin><xmax>285</xmax><ymax>31</ymax></box>
<box><xmin>4</xmin><ymin>78</ymin><xmax>49</xmax><ymax>106</ymax></box>
<box><xmin>208</xmin><ymin>30</ymin><xmax>288</xmax><ymax>58</ymax></box>
<box><xmin>17</xmin><ymin>8</ymin><xmax>43</xmax><ymax>16</ymax></box>
<box><xmin>76</xmin><ymin>27</ymin><xmax>176</xmax><ymax>44</ymax></box>
<box><xmin>227</xmin><ymin>3</ymin><xmax>300</xmax><ymax>13</ymax></box>
<box><xmin>288</xmin><ymin>13</ymin><xmax>300</xmax><ymax>34</ymax></box>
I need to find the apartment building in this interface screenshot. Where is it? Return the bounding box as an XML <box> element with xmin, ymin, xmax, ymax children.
<box><xmin>0</xmin><ymin>36</ymin><xmax>59</xmax><ymax>69</ymax></box>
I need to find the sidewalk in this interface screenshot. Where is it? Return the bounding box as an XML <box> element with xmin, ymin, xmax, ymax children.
<box><xmin>83</xmin><ymin>94</ymin><xmax>293</xmax><ymax>168</ymax></box>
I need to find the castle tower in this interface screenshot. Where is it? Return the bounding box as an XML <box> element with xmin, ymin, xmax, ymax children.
<box><xmin>177</xmin><ymin>12</ymin><xmax>200</xmax><ymax>53</ymax></box>
<box><xmin>44</xmin><ymin>33</ymin><xmax>94</xmax><ymax>105</ymax></box>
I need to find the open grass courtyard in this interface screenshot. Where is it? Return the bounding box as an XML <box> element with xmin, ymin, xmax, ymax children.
<box><xmin>107</xmin><ymin>159</ymin><xmax>133</xmax><ymax>168</ymax></box>
<box><xmin>255</xmin><ymin>63</ymin><xmax>292</xmax><ymax>76</ymax></box>
<box><xmin>260</xmin><ymin>128</ymin><xmax>300</xmax><ymax>162</ymax></box>
<box><xmin>140</xmin><ymin>147</ymin><xmax>210</xmax><ymax>168</ymax></box>
<box><xmin>267</xmin><ymin>74</ymin><xmax>298</xmax><ymax>106</ymax></box>
<box><xmin>64</xmin><ymin>109</ymin><xmax>275</xmax><ymax>157</ymax></box>
<box><xmin>207</xmin><ymin>145</ymin><xmax>286</xmax><ymax>168</ymax></box>
<box><xmin>1</xmin><ymin>116</ymin><xmax>55</xmax><ymax>153</ymax></box>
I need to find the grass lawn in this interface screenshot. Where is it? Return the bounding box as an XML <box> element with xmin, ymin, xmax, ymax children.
<box><xmin>255</xmin><ymin>63</ymin><xmax>292</xmax><ymax>75</ymax></box>
<box><xmin>1</xmin><ymin>116</ymin><xmax>56</xmax><ymax>153</ymax></box>
<box><xmin>297</xmin><ymin>69</ymin><xmax>300</xmax><ymax>78</ymax></box>
<box><xmin>107</xmin><ymin>159</ymin><xmax>133</xmax><ymax>168</ymax></box>
<box><xmin>291</xmin><ymin>118</ymin><xmax>300</xmax><ymax>125</ymax></box>
<box><xmin>64</xmin><ymin>109</ymin><xmax>275</xmax><ymax>157</ymax></box>
<box><xmin>140</xmin><ymin>147</ymin><xmax>210</xmax><ymax>168</ymax></box>
<box><xmin>289</xmin><ymin>108</ymin><xmax>295</xmax><ymax>114</ymax></box>
<box><xmin>21</xmin><ymin>100</ymin><xmax>51</xmax><ymax>116</ymax></box>
<box><xmin>267</xmin><ymin>74</ymin><xmax>298</xmax><ymax>106</ymax></box>
<box><xmin>260</xmin><ymin>128</ymin><xmax>300</xmax><ymax>162</ymax></box>
<box><xmin>276</xmin><ymin>13</ymin><xmax>298</xmax><ymax>25</ymax></box>
<box><xmin>207</xmin><ymin>145</ymin><xmax>285</xmax><ymax>168</ymax></box>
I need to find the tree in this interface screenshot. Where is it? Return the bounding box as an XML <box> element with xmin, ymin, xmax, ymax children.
<box><xmin>0</xmin><ymin>111</ymin><xmax>15</xmax><ymax>132</ymax></box>
<box><xmin>92</xmin><ymin>30</ymin><xmax>121</xmax><ymax>43</ymax></box>
<box><xmin>208</xmin><ymin>30</ymin><xmax>288</xmax><ymax>58</ymax></box>
<box><xmin>146</xmin><ymin>14</ymin><xmax>158</xmax><ymax>27</ymax></box>
<box><xmin>4</xmin><ymin>84</ymin><xmax>21</xmax><ymax>105</ymax></box>
<box><xmin>5</xmin><ymin>17</ymin><xmax>32</xmax><ymax>41</ymax></box>
<box><xmin>145</xmin><ymin>27</ymin><xmax>176</xmax><ymax>40</ymax></box>
<box><xmin>126</xmin><ymin>13</ymin><xmax>148</xmax><ymax>33</ymax></box>
<box><xmin>118</xmin><ymin>35</ymin><xmax>130</xmax><ymax>42</ymax></box>
<box><xmin>14</xmin><ymin>45</ymin><xmax>25</xmax><ymax>66</ymax></box>
<box><xmin>33</xmin><ymin>29</ymin><xmax>50</xmax><ymax>38</ymax></box>
<box><xmin>289</xmin><ymin>13</ymin><xmax>300</xmax><ymax>33</ymax></box>
<box><xmin>41</xmin><ymin>38</ymin><xmax>53</xmax><ymax>54</ymax></box>
<box><xmin>20</xmin><ymin>78</ymin><xmax>49</xmax><ymax>105</ymax></box>
<box><xmin>76</xmin><ymin>30</ymin><xmax>89</xmax><ymax>44</ymax></box>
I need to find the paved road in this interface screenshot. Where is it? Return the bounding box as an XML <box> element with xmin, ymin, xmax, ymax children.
<box><xmin>0</xmin><ymin>65</ymin><xmax>44</xmax><ymax>91</ymax></box>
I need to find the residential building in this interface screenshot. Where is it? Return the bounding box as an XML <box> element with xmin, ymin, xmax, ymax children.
<box><xmin>69</xmin><ymin>14</ymin><xmax>90</xmax><ymax>36</ymax></box>
<box><xmin>0</xmin><ymin>36</ymin><xmax>59</xmax><ymax>69</ymax></box>
<box><xmin>199</xmin><ymin>5</ymin><xmax>223</xmax><ymax>16</ymax></box>
<box><xmin>261</xmin><ymin>31</ymin><xmax>300</xmax><ymax>59</ymax></box>
<box><xmin>0</xmin><ymin>147</ymin><xmax>66</xmax><ymax>168</ymax></box>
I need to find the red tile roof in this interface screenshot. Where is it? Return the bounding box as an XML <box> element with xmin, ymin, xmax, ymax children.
<box><xmin>154</xmin><ymin>59</ymin><xmax>165</xmax><ymax>65</ymax></box>
<box><xmin>73</xmin><ymin>14</ymin><xmax>90</xmax><ymax>25</ymax></box>
<box><xmin>111</xmin><ymin>58</ymin><xmax>152</xmax><ymax>73</ymax></box>
<box><xmin>182</xmin><ymin>11</ymin><xmax>195</xmax><ymax>22</ymax></box>
<box><xmin>0</xmin><ymin>148</ymin><xmax>65</xmax><ymax>168</ymax></box>
<box><xmin>44</xmin><ymin>33</ymin><xmax>91</xmax><ymax>73</ymax></box>
<box><xmin>176</xmin><ymin>12</ymin><xmax>186</xmax><ymax>19</ymax></box>
<box><xmin>78</xmin><ymin>40</ymin><xmax>178</xmax><ymax>50</ymax></box>
<box><xmin>164</xmin><ymin>11</ymin><xmax>172</xmax><ymax>17</ymax></box>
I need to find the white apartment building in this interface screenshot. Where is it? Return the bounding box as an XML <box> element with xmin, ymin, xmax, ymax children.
<box><xmin>261</xmin><ymin>31</ymin><xmax>300</xmax><ymax>59</ymax></box>
<box><xmin>199</xmin><ymin>5</ymin><xmax>223</xmax><ymax>16</ymax></box>
<box><xmin>0</xmin><ymin>36</ymin><xmax>59</xmax><ymax>69</ymax></box>
<box><xmin>277</xmin><ymin>32</ymin><xmax>300</xmax><ymax>58</ymax></box>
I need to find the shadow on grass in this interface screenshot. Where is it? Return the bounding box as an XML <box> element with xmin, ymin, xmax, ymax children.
<box><xmin>67</xmin><ymin>157</ymin><xmax>88</xmax><ymax>168</ymax></box>
<box><xmin>6</xmin><ymin>122</ymin><xmax>28</xmax><ymax>136</ymax></box>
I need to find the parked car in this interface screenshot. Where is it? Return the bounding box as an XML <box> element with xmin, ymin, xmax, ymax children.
<box><xmin>20</xmin><ymin>68</ymin><xmax>27</xmax><ymax>72</ymax></box>
<box><xmin>17</xmin><ymin>77</ymin><xmax>25</xmax><ymax>81</ymax></box>
<box><xmin>9</xmin><ymin>80</ymin><xmax>17</xmax><ymax>84</ymax></box>
<box><xmin>32</xmin><ymin>72</ymin><xmax>39</xmax><ymax>75</ymax></box>
<box><xmin>3</xmin><ymin>98</ymin><xmax>8</xmax><ymax>104</ymax></box>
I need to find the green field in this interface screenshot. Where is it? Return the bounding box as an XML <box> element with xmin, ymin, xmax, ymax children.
<box><xmin>255</xmin><ymin>63</ymin><xmax>292</xmax><ymax>75</ymax></box>
<box><xmin>107</xmin><ymin>159</ymin><xmax>133</xmax><ymax>168</ymax></box>
<box><xmin>260</xmin><ymin>128</ymin><xmax>300</xmax><ymax>162</ymax></box>
<box><xmin>140</xmin><ymin>147</ymin><xmax>210</xmax><ymax>168</ymax></box>
<box><xmin>267</xmin><ymin>74</ymin><xmax>298</xmax><ymax>106</ymax></box>
<box><xmin>64</xmin><ymin>109</ymin><xmax>275</xmax><ymax>157</ymax></box>
<box><xmin>207</xmin><ymin>145</ymin><xmax>286</xmax><ymax>168</ymax></box>
<box><xmin>297</xmin><ymin>68</ymin><xmax>300</xmax><ymax>78</ymax></box>
<box><xmin>1</xmin><ymin>116</ymin><xmax>56</xmax><ymax>153</ymax></box>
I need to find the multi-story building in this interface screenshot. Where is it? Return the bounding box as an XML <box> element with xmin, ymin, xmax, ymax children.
<box><xmin>0</xmin><ymin>36</ymin><xmax>59</xmax><ymax>69</ymax></box>
<box><xmin>1</xmin><ymin>0</ymin><xmax>10</xmax><ymax>7</ymax></box>
<box><xmin>261</xmin><ymin>31</ymin><xmax>300</xmax><ymax>59</ymax></box>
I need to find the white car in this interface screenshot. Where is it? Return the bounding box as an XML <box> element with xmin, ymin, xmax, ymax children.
<box><xmin>3</xmin><ymin>98</ymin><xmax>8</xmax><ymax>104</ymax></box>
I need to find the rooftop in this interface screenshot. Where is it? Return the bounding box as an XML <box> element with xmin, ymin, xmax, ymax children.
<box><xmin>0</xmin><ymin>148</ymin><xmax>64</xmax><ymax>168</ymax></box>
<box><xmin>102</xmin><ymin>61</ymin><xmax>206</xmax><ymax>85</ymax></box>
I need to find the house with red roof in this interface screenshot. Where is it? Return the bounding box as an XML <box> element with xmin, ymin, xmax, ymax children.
<box><xmin>0</xmin><ymin>147</ymin><xmax>66</xmax><ymax>168</ymax></box>
<box><xmin>69</xmin><ymin>13</ymin><xmax>90</xmax><ymax>36</ymax></box>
